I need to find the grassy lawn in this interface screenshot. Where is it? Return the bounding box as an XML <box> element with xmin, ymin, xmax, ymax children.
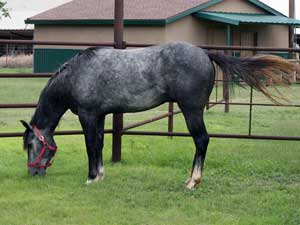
<box><xmin>0</xmin><ymin>68</ymin><xmax>300</xmax><ymax>225</ymax></box>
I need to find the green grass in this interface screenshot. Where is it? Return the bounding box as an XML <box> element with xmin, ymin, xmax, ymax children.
<box><xmin>0</xmin><ymin>68</ymin><xmax>300</xmax><ymax>225</ymax></box>
<box><xmin>0</xmin><ymin>68</ymin><xmax>33</xmax><ymax>73</ymax></box>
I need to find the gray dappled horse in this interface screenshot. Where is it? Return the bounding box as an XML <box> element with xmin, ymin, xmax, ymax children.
<box><xmin>21</xmin><ymin>42</ymin><xmax>296</xmax><ymax>189</ymax></box>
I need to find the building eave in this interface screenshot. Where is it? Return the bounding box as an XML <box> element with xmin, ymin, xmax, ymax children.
<box><xmin>165</xmin><ymin>0</ymin><xmax>223</xmax><ymax>24</ymax></box>
<box><xmin>195</xmin><ymin>12</ymin><xmax>300</xmax><ymax>26</ymax></box>
<box><xmin>25</xmin><ymin>0</ymin><xmax>287</xmax><ymax>26</ymax></box>
<box><xmin>25</xmin><ymin>0</ymin><xmax>225</xmax><ymax>26</ymax></box>
<box><xmin>25</xmin><ymin>19</ymin><xmax>167</xmax><ymax>26</ymax></box>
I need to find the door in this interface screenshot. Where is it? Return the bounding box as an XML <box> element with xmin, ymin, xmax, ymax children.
<box><xmin>240</xmin><ymin>31</ymin><xmax>258</xmax><ymax>57</ymax></box>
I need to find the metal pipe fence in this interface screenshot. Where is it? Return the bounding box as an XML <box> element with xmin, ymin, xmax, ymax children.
<box><xmin>1</xmin><ymin>39</ymin><xmax>300</xmax><ymax>52</ymax></box>
<box><xmin>1</xmin><ymin>39</ymin><xmax>300</xmax><ymax>164</ymax></box>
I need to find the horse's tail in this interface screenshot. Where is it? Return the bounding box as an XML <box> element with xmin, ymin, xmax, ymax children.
<box><xmin>207</xmin><ymin>52</ymin><xmax>299</xmax><ymax>103</ymax></box>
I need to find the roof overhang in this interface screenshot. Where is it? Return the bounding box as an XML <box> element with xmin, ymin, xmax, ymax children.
<box><xmin>24</xmin><ymin>0</ymin><xmax>224</xmax><ymax>26</ymax></box>
<box><xmin>24</xmin><ymin>0</ymin><xmax>290</xmax><ymax>27</ymax></box>
<box><xmin>195</xmin><ymin>12</ymin><xmax>300</xmax><ymax>26</ymax></box>
<box><xmin>25</xmin><ymin>19</ymin><xmax>168</xmax><ymax>26</ymax></box>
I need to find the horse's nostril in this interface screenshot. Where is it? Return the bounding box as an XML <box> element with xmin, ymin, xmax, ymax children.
<box><xmin>28</xmin><ymin>167</ymin><xmax>39</xmax><ymax>176</ymax></box>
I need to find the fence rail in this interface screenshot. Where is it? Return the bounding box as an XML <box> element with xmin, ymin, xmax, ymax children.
<box><xmin>1</xmin><ymin>39</ymin><xmax>300</xmax><ymax>161</ymax></box>
<box><xmin>1</xmin><ymin>39</ymin><xmax>300</xmax><ymax>52</ymax></box>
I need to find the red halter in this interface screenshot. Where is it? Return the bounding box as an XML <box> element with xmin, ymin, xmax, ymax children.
<box><xmin>27</xmin><ymin>126</ymin><xmax>57</xmax><ymax>169</ymax></box>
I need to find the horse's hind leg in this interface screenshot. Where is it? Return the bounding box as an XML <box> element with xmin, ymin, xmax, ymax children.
<box><xmin>95</xmin><ymin>116</ymin><xmax>105</xmax><ymax>180</ymax></box>
<box><xmin>78</xmin><ymin>111</ymin><xmax>105</xmax><ymax>184</ymax></box>
<box><xmin>180</xmin><ymin>106</ymin><xmax>209</xmax><ymax>189</ymax></box>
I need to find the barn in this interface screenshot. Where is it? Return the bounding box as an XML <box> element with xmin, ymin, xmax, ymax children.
<box><xmin>25</xmin><ymin>0</ymin><xmax>300</xmax><ymax>73</ymax></box>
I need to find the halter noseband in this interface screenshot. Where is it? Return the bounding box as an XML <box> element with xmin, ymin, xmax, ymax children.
<box><xmin>27</xmin><ymin>126</ymin><xmax>57</xmax><ymax>169</ymax></box>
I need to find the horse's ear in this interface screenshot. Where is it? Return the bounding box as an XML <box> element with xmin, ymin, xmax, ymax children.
<box><xmin>20</xmin><ymin>120</ymin><xmax>32</xmax><ymax>131</ymax></box>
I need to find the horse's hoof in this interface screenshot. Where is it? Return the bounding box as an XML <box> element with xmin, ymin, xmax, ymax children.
<box><xmin>185</xmin><ymin>177</ymin><xmax>200</xmax><ymax>190</ymax></box>
<box><xmin>86</xmin><ymin>174</ymin><xmax>103</xmax><ymax>185</ymax></box>
<box><xmin>185</xmin><ymin>177</ymin><xmax>192</xmax><ymax>185</ymax></box>
<box><xmin>99</xmin><ymin>174</ymin><xmax>104</xmax><ymax>181</ymax></box>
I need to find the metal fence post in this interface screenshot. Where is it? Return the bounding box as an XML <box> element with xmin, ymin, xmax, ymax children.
<box><xmin>289</xmin><ymin>0</ymin><xmax>295</xmax><ymax>59</ymax></box>
<box><xmin>5</xmin><ymin>44</ymin><xmax>9</xmax><ymax>67</ymax></box>
<box><xmin>168</xmin><ymin>102</ymin><xmax>174</xmax><ymax>137</ymax></box>
<box><xmin>112</xmin><ymin>0</ymin><xmax>124</xmax><ymax>162</ymax></box>
<box><xmin>223</xmin><ymin>78</ymin><xmax>230</xmax><ymax>113</ymax></box>
<box><xmin>224</xmin><ymin>24</ymin><xmax>231</xmax><ymax>113</ymax></box>
<box><xmin>206</xmin><ymin>98</ymin><xmax>210</xmax><ymax>110</ymax></box>
<box><xmin>248</xmin><ymin>86</ymin><xmax>254</xmax><ymax>135</ymax></box>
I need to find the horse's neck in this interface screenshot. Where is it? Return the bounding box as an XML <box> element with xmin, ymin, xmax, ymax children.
<box><xmin>30</xmin><ymin>89</ymin><xmax>67</xmax><ymax>132</ymax></box>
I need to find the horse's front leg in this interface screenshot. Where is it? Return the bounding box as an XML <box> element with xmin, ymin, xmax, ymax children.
<box><xmin>79</xmin><ymin>111</ymin><xmax>105</xmax><ymax>184</ymax></box>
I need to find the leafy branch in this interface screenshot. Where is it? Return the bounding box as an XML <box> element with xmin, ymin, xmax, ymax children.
<box><xmin>0</xmin><ymin>1</ymin><xmax>10</xmax><ymax>19</ymax></box>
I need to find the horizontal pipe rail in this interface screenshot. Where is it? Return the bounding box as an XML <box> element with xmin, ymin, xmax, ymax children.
<box><xmin>126</xmin><ymin>43</ymin><xmax>154</xmax><ymax>48</ymax></box>
<box><xmin>208</xmin><ymin>99</ymin><xmax>225</xmax><ymax>109</ymax></box>
<box><xmin>2</xmin><ymin>102</ymin><xmax>300</xmax><ymax>109</ymax></box>
<box><xmin>0</xmin><ymin>39</ymin><xmax>300</xmax><ymax>52</ymax></box>
<box><xmin>0</xmin><ymin>129</ymin><xmax>113</xmax><ymax>138</ymax></box>
<box><xmin>0</xmin><ymin>39</ymin><xmax>115</xmax><ymax>47</ymax></box>
<box><xmin>2</xmin><ymin>129</ymin><xmax>299</xmax><ymax>141</ymax></box>
<box><xmin>123</xmin><ymin>110</ymin><xmax>181</xmax><ymax>131</ymax></box>
<box><xmin>0</xmin><ymin>73</ymin><xmax>52</xmax><ymax>78</ymax></box>
<box><xmin>122</xmin><ymin>131</ymin><xmax>300</xmax><ymax>141</ymax></box>
<box><xmin>127</xmin><ymin>43</ymin><xmax>300</xmax><ymax>52</ymax></box>
<box><xmin>1</xmin><ymin>74</ymin><xmax>299</xmax><ymax>86</ymax></box>
<box><xmin>0</xmin><ymin>103</ymin><xmax>37</xmax><ymax>108</ymax></box>
<box><xmin>214</xmin><ymin>79</ymin><xmax>300</xmax><ymax>84</ymax></box>
<box><xmin>207</xmin><ymin>102</ymin><xmax>300</xmax><ymax>108</ymax></box>
<box><xmin>201</xmin><ymin>45</ymin><xmax>300</xmax><ymax>53</ymax></box>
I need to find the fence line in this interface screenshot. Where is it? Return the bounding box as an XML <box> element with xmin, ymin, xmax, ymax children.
<box><xmin>1</xmin><ymin>40</ymin><xmax>300</xmax><ymax>161</ymax></box>
<box><xmin>1</xmin><ymin>39</ymin><xmax>300</xmax><ymax>52</ymax></box>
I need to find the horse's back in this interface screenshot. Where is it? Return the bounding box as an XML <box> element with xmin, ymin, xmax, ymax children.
<box><xmin>63</xmin><ymin>42</ymin><xmax>215</xmax><ymax>113</ymax></box>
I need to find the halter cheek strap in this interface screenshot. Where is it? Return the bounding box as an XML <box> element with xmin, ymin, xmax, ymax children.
<box><xmin>27</xmin><ymin>126</ymin><xmax>57</xmax><ymax>169</ymax></box>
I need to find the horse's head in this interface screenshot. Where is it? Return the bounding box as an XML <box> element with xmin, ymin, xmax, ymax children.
<box><xmin>21</xmin><ymin>120</ymin><xmax>57</xmax><ymax>176</ymax></box>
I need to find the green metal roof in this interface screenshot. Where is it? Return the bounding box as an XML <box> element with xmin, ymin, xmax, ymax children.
<box><xmin>195</xmin><ymin>12</ymin><xmax>300</xmax><ymax>26</ymax></box>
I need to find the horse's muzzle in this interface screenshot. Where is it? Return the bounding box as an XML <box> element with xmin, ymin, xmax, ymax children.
<box><xmin>28</xmin><ymin>167</ymin><xmax>46</xmax><ymax>176</ymax></box>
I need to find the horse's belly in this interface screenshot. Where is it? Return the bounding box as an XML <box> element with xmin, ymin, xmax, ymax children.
<box><xmin>125</xmin><ymin>95</ymin><xmax>166</xmax><ymax>112</ymax></box>
<box><xmin>103</xmin><ymin>90</ymin><xmax>167</xmax><ymax>113</ymax></box>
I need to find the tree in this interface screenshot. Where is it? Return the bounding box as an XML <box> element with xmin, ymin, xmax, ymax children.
<box><xmin>0</xmin><ymin>1</ymin><xmax>10</xmax><ymax>19</ymax></box>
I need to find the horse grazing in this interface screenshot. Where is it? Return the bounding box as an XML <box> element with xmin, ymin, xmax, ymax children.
<box><xmin>21</xmin><ymin>42</ymin><xmax>296</xmax><ymax>189</ymax></box>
